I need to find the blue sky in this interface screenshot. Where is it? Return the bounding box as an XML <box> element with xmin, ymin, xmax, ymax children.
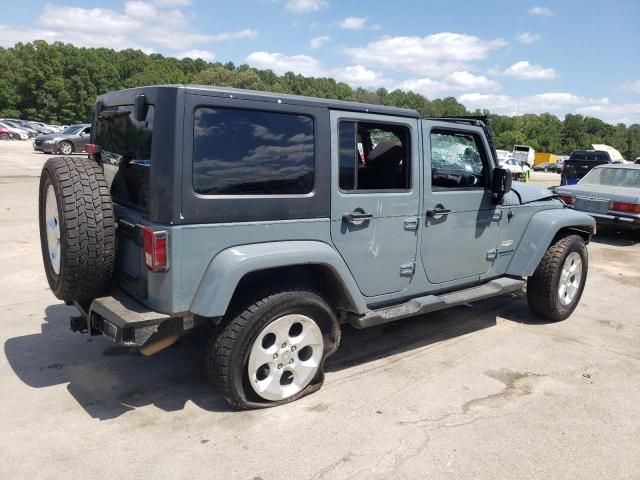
<box><xmin>2</xmin><ymin>0</ymin><xmax>639</xmax><ymax>123</ymax></box>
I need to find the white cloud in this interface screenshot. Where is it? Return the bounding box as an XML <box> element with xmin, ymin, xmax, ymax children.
<box><xmin>309</xmin><ymin>35</ymin><xmax>330</xmax><ymax>49</ymax></box>
<box><xmin>529</xmin><ymin>6</ymin><xmax>553</xmax><ymax>17</ymax></box>
<box><xmin>502</xmin><ymin>61</ymin><xmax>558</xmax><ymax>79</ymax></box>
<box><xmin>458</xmin><ymin>92</ymin><xmax>609</xmax><ymax>116</ymax></box>
<box><xmin>337</xmin><ymin>65</ymin><xmax>381</xmax><ymax>85</ymax></box>
<box><xmin>0</xmin><ymin>3</ymin><xmax>257</xmax><ymax>53</ymax></box>
<box><xmin>517</xmin><ymin>32</ymin><xmax>541</xmax><ymax>44</ymax></box>
<box><xmin>38</xmin><ymin>5</ymin><xmax>142</xmax><ymax>34</ymax></box>
<box><xmin>173</xmin><ymin>49</ymin><xmax>216</xmax><ymax>61</ymax></box>
<box><xmin>397</xmin><ymin>71</ymin><xmax>500</xmax><ymax>97</ymax></box>
<box><xmin>339</xmin><ymin>17</ymin><xmax>367</xmax><ymax>30</ymax></box>
<box><xmin>576</xmin><ymin>103</ymin><xmax>640</xmax><ymax>124</ymax></box>
<box><xmin>210</xmin><ymin>29</ymin><xmax>258</xmax><ymax>42</ymax></box>
<box><xmin>246</xmin><ymin>51</ymin><xmax>324</xmax><ymax>77</ymax></box>
<box><xmin>124</xmin><ymin>1</ymin><xmax>158</xmax><ymax>18</ymax></box>
<box><xmin>620</xmin><ymin>79</ymin><xmax>640</xmax><ymax>95</ymax></box>
<box><xmin>153</xmin><ymin>0</ymin><xmax>191</xmax><ymax>6</ymax></box>
<box><xmin>345</xmin><ymin>33</ymin><xmax>508</xmax><ymax>77</ymax></box>
<box><xmin>245</xmin><ymin>51</ymin><xmax>386</xmax><ymax>88</ymax></box>
<box><xmin>285</xmin><ymin>0</ymin><xmax>328</xmax><ymax>13</ymax></box>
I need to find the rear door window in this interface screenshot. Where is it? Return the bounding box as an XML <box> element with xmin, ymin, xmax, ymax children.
<box><xmin>338</xmin><ymin>121</ymin><xmax>411</xmax><ymax>191</ymax></box>
<box><xmin>193</xmin><ymin>108</ymin><xmax>314</xmax><ymax>195</ymax></box>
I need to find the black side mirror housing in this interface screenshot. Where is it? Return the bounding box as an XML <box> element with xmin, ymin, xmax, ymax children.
<box><xmin>134</xmin><ymin>94</ymin><xmax>148</xmax><ymax>122</ymax></box>
<box><xmin>492</xmin><ymin>167</ymin><xmax>512</xmax><ymax>202</ymax></box>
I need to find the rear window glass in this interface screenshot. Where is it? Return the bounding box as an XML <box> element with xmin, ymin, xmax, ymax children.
<box><xmin>580</xmin><ymin>167</ymin><xmax>640</xmax><ymax>188</ymax></box>
<box><xmin>570</xmin><ymin>152</ymin><xmax>586</xmax><ymax>160</ymax></box>
<box><xmin>95</xmin><ymin>104</ymin><xmax>154</xmax><ymax>210</ymax></box>
<box><xmin>514</xmin><ymin>146</ymin><xmax>529</xmax><ymax>152</ymax></box>
<box><xmin>95</xmin><ymin>105</ymin><xmax>153</xmax><ymax>161</ymax></box>
<box><xmin>193</xmin><ymin>108</ymin><xmax>314</xmax><ymax>195</ymax></box>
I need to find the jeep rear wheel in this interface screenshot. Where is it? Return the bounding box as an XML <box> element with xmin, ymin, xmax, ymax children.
<box><xmin>206</xmin><ymin>287</ymin><xmax>340</xmax><ymax>409</ymax></box>
<box><xmin>38</xmin><ymin>156</ymin><xmax>115</xmax><ymax>303</ymax></box>
<box><xmin>527</xmin><ymin>234</ymin><xmax>588</xmax><ymax>321</ymax></box>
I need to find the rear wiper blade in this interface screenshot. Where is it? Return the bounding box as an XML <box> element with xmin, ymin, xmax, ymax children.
<box><xmin>98</xmin><ymin>110</ymin><xmax>129</xmax><ymax>120</ymax></box>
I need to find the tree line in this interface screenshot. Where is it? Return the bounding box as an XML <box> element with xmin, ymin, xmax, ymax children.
<box><xmin>1</xmin><ymin>41</ymin><xmax>639</xmax><ymax>159</ymax></box>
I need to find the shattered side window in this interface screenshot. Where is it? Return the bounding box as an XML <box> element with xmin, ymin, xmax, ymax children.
<box><xmin>430</xmin><ymin>131</ymin><xmax>487</xmax><ymax>189</ymax></box>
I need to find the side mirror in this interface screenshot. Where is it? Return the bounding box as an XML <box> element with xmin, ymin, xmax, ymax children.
<box><xmin>492</xmin><ymin>167</ymin><xmax>512</xmax><ymax>202</ymax></box>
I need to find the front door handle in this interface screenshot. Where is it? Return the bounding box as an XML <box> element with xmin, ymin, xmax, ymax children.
<box><xmin>426</xmin><ymin>207</ymin><xmax>451</xmax><ymax>218</ymax></box>
<box><xmin>342</xmin><ymin>212</ymin><xmax>373</xmax><ymax>223</ymax></box>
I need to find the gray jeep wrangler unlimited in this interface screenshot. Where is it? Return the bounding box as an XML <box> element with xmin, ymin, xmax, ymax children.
<box><xmin>38</xmin><ymin>85</ymin><xmax>595</xmax><ymax>409</ymax></box>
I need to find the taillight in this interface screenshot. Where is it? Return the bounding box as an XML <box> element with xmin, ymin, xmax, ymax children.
<box><xmin>609</xmin><ymin>201</ymin><xmax>640</xmax><ymax>213</ymax></box>
<box><xmin>558</xmin><ymin>194</ymin><xmax>575</xmax><ymax>205</ymax></box>
<box><xmin>142</xmin><ymin>227</ymin><xmax>169</xmax><ymax>272</ymax></box>
<box><xmin>84</xmin><ymin>144</ymin><xmax>102</xmax><ymax>154</ymax></box>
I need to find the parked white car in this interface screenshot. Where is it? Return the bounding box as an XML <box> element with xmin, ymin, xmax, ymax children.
<box><xmin>501</xmin><ymin>158</ymin><xmax>531</xmax><ymax>181</ymax></box>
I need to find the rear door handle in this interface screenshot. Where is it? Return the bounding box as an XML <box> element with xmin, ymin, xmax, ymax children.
<box><xmin>426</xmin><ymin>207</ymin><xmax>451</xmax><ymax>217</ymax></box>
<box><xmin>342</xmin><ymin>212</ymin><xmax>373</xmax><ymax>223</ymax></box>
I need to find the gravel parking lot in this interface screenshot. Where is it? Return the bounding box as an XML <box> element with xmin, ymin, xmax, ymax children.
<box><xmin>1</xmin><ymin>140</ymin><xmax>639</xmax><ymax>479</ymax></box>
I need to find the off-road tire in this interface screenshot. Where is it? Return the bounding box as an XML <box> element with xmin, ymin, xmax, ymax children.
<box><xmin>206</xmin><ymin>287</ymin><xmax>340</xmax><ymax>410</ymax></box>
<box><xmin>527</xmin><ymin>234</ymin><xmax>588</xmax><ymax>321</ymax></box>
<box><xmin>58</xmin><ymin>141</ymin><xmax>73</xmax><ymax>155</ymax></box>
<box><xmin>38</xmin><ymin>156</ymin><xmax>115</xmax><ymax>303</ymax></box>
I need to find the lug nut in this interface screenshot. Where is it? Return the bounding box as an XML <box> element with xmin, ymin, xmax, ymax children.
<box><xmin>281</xmin><ymin>342</ymin><xmax>287</xmax><ymax>348</ymax></box>
<box><xmin>277</xmin><ymin>363</ymin><xmax>283</xmax><ymax>369</ymax></box>
<box><xmin>273</xmin><ymin>353</ymin><xmax>278</xmax><ymax>359</ymax></box>
<box><xmin>289</xmin><ymin>358</ymin><xmax>294</xmax><ymax>364</ymax></box>
<box><xmin>291</xmin><ymin>345</ymin><xmax>297</xmax><ymax>352</ymax></box>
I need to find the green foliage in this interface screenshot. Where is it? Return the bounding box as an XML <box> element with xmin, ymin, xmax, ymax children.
<box><xmin>0</xmin><ymin>41</ymin><xmax>638</xmax><ymax>159</ymax></box>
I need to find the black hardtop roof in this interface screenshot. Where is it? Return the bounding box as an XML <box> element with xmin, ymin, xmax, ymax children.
<box><xmin>98</xmin><ymin>84</ymin><xmax>421</xmax><ymax>118</ymax></box>
<box><xmin>570</xmin><ymin>149</ymin><xmax>609</xmax><ymax>154</ymax></box>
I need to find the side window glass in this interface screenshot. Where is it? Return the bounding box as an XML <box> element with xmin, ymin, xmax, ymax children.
<box><xmin>193</xmin><ymin>108</ymin><xmax>314</xmax><ymax>195</ymax></box>
<box><xmin>430</xmin><ymin>131</ymin><xmax>487</xmax><ymax>189</ymax></box>
<box><xmin>338</xmin><ymin>121</ymin><xmax>411</xmax><ymax>191</ymax></box>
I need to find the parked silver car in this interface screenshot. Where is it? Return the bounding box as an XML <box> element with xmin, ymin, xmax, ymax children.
<box><xmin>555</xmin><ymin>164</ymin><xmax>640</xmax><ymax>231</ymax></box>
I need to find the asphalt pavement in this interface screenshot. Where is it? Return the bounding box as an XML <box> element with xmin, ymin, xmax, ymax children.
<box><xmin>1</xmin><ymin>140</ymin><xmax>639</xmax><ymax>479</ymax></box>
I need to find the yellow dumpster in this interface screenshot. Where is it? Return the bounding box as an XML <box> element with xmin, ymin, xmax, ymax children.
<box><xmin>534</xmin><ymin>152</ymin><xmax>557</xmax><ymax>165</ymax></box>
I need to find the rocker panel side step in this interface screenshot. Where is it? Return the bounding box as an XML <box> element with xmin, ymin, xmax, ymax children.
<box><xmin>351</xmin><ymin>277</ymin><xmax>525</xmax><ymax>329</ymax></box>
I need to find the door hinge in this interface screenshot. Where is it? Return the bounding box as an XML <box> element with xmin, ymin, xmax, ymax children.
<box><xmin>403</xmin><ymin>217</ymin><xmax>419</xmax><ymax>230</ymax></box>
<box><xmin>486</xmin><ymin>248</ymin><xmax>497</xmax><ymax>261</ymax></box>
<box><xmin>400</xmin><ymin>262</ymin><xmax>415</xmax><ymax>276</ymax></box>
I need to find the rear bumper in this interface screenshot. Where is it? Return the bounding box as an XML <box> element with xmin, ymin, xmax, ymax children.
<box><xmin>76</xmin><ymin>289</ymin><xmax>192</xmax><ymax>346</ymax></box>
<box><xmin>589</xmin><ymin>212</ymin><xmax>640</xmax><ymax>230</ymax></box>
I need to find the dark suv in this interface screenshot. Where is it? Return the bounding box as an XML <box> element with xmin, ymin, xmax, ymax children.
<box><xmin>38</xmin><ymin>85</ymin><xmax>595</xmax><ymax>409</ymax></box>
<box><xmin>561</xmin><ymin>150</ymin><xmax>614</xmax><ymax>185</ymax></box>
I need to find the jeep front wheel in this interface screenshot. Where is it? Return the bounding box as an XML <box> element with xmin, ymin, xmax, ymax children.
<box><xmin>206</xmin><ymin>287</ymin><xmax>339</xmax><ymax>409</ymax></box>
<box><xmin>527</xmin><ymin>234</ymin><xmax>588</xmax><ymax>321</ymax></box>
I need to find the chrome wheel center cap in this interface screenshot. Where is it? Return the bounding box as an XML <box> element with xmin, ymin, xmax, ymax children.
<box><xmin>281</xmin><ymin>350</ymin><xmax>292</xmax><ymax>363</ymax></box>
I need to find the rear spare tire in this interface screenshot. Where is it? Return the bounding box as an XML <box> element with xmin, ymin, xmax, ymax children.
<box><xmin>38</xmin><ymin>156</ymin><xmax>115</xmax><ymax>303</ymax></box>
